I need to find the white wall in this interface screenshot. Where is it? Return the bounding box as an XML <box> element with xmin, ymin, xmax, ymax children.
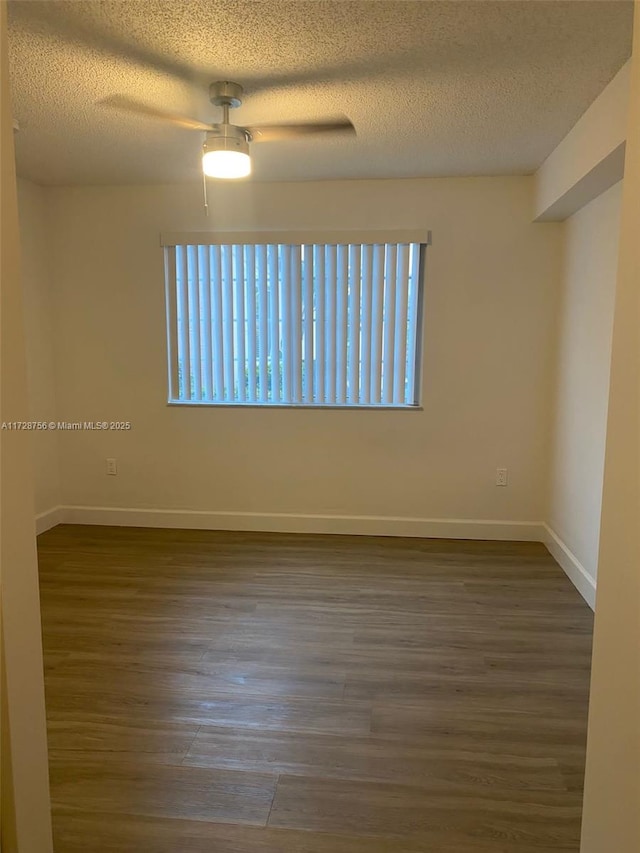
<box><xmin>17</xmin><ymin>178</ymin><xmax>61</xmax><ymax>519</ymax></box>
<box><xmin>580</xmin><ymin>4</ymin><xmax>640</xmax><ymax>847</ymax></box>
<box><xmin>545</xmin><ymin>181</ymin><xmax>623</xmax><ymax>604</ymax></box>
<box><xmin>44</xmin><ymin>176</ymin><xmax>561</xmax><ymax>535</ymax></box>
<box><xmin>535</xmin><ymin>61</ymin><xmax>629</xmax><ymax>221</ymax></box>
<box><xmin>0</xmin><ymin>2</ymin><xmax>53</xmax><ymax>848</ymax></box>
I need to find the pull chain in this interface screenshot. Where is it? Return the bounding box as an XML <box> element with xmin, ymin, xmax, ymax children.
<box><xmin>202</xmin><ymin>162</ymin><xmax>209</xmax><ymax>217</ymax></box>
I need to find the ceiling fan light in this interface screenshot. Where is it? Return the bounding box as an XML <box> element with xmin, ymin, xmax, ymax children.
<box><xmin>203</xmin><ymin>149</ymin><xmax>251</xmax><ymax>179</ymax></box>
<box><xmin>202</xmin><ymin>127</ymin><xmax>251</xmax><ymax>179</ymax></box>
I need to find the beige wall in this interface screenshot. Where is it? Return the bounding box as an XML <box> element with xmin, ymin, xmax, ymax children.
<box><xmin>580</xmin><ymin>4</ymin><xmax>640</xmax><ymax>849</ymax></box>
<box><xmin>0</xmin><ymin>2</ymin><xmax>53</xmax><ymax>849</ymax></box>
<box><xmin>44</xmin><ymin>177</ymin><xmax>561</xmax><ymax>531</ymax></box>
<box><xmin>17</xmin><ymin>178</ymin><xmax>61</xmax><ymax>518</ymax></box>
<box><xmin>547</xmin><ymin>181</ymin><xmax>622</xmax><ymax>591</ymax></box>
<box><xmin>534</xmin><ymin>61</ymin><xmax>629</xmax><ymax>222</ymax></box>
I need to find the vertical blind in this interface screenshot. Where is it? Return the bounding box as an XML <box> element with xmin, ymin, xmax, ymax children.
<box><xmin>163</xmin><ymin>235</ymin><xmax>426</xmax><ymax>407</ymax></box>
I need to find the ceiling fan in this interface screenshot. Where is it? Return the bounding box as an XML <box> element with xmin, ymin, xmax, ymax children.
<box><xmin>101</xmin><ymin>81</ymin><xmax>356</xmax><ymax>179</ymax></box>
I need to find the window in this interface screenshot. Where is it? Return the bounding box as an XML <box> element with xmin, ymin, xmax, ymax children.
<box><xmin>162</xmin><ymin>231</ymin><xmax>429</xmax><ymax>408</ymax></box>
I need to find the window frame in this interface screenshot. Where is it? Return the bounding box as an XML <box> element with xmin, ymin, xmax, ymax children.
<box><xmin>161</xmin><ymin>230</ymin><xmax>430</xmax><ymax>410</ymax></box>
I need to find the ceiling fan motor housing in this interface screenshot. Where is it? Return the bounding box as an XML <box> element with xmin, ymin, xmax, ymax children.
<box><xmin>204</xmin><ymin>123</ymin><xmax>250</xmax><ymax>156</ymax></box>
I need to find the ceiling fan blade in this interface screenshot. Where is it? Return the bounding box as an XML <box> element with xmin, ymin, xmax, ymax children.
<box><xmin>99</xmin><ymin>96</ymin><xmax>211</xmax><ymax>132</ymax></box>
<box><xmin>246</xmin><ymin>119</ymin><xmax>355</xmax><ymax>143</ymax></box>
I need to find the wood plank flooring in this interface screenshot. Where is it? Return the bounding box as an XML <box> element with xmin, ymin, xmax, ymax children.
<box><xmin>37</xmin><ymin>525</ymin><xmax>593</xmax><ymax>852</ymax></box>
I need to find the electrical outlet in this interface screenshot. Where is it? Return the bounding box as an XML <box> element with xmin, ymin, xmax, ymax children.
<box><xmin>106</xmin><ymin>457</ymin><xmax>117</xmax><ymax>476</ymax></box>
<box><xmin>496</xmin><ymin>467</ymin><xmax>508</xmax><ymax>486</ymax></box>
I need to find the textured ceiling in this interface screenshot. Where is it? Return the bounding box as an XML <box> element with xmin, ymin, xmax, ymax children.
<box><xmin>7</xmin><ymin>0</ymin><xmax>634</xmax><ymax>185</ymax></box>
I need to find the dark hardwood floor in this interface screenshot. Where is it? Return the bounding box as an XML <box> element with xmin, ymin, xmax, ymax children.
<box><xmin>37</xmin><ymin>525</ymin><xmax>593</xmax><ymax>852</ymax></box>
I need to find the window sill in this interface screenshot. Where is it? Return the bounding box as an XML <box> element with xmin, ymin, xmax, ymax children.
<box><xmin>167</xmin><ymin>401</ymin><xmax>423</xmax><ymax>411</ymax></box>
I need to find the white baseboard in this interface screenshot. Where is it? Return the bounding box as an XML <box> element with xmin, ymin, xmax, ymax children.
<box><xmin>35</xmin><ymin>506</ymin><xmax>64</xmax><ymax>535</ymax></box>
<box><xmin>58</xmin><ymin>505</ymin><xmax>543</xmax><ymax>542</ymax></box>
<box><xmin>543</xmin><ymin>524</ymin><xmax>596</xmax><ymax>610</ymax></box>
<box><xmin>35</xmin><ymin>507</ymin><xmax>595</xmax><ymax>608</ymax></box>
